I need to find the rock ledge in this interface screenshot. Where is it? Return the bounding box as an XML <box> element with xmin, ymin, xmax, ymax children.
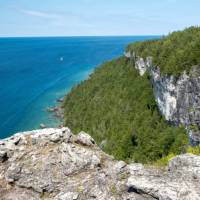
<box><xmin>0</xmin><ymin>128</ymin><xmax>200</xmax><ymax>200</ymax></box>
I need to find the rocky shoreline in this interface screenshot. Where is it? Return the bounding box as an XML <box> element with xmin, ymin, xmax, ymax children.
<box><xmin>46</xmin><ymin>97</ymin><xmax>64</xmax><ymax>119</ymax></box>
<box><xmin>46</xmin><ymin>104</ymin><xmax>64</xmax><ymax>119</ymax></box>
<box><xmin>40</xmin><ymin>97</ymin><xmax>65</xmax><ymax>129</ymax></box>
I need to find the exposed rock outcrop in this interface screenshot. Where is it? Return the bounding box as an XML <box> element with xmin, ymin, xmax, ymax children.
<box><xmin>125</xmin><ymin>52</ymin><xmax>200</xmax><ymax>145</ymax></box>
<box><xmin>0</xmin><ymin>128</ymin><xmax>200</xmax><ymax>200</ymax></box>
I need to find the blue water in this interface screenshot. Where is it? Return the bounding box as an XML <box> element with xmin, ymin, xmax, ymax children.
<box><xmin>0</xmin><ymin>36</ymin><xmax>159</xmax><ymax>138</ymax></box>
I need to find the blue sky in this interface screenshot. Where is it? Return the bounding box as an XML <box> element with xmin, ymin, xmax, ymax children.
<box><xmin>0</xmin><ymin>0</ymin><xmax>199</xmax><ymax>37</ymax></box>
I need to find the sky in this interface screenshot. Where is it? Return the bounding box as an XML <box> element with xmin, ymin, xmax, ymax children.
<box><xmin>0</xmin><ymin>0</ymin><xmax>200</xmax><ymax>37</ymax></box>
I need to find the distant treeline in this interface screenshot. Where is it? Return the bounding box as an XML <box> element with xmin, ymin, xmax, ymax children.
<box><xmin>126</xmin><ymin>26</ymin><xmax>200</xmax><ymax>75</ymax></box>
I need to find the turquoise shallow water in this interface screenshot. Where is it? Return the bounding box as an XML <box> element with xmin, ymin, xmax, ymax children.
<box><xmin>0</xmin><ymin>36</ymin><xmax>159</xmax><ymax>138</ymax></box>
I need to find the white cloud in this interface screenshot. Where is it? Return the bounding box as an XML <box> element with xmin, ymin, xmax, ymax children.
<box><xmin>18</xmin><ymin>8</ymin><xmax>95</xmax><ymax>30</ymax></box>
<box><xmin>20</xmin><ymin>9</ymin><xmax>62</xmax><ymax>20</ymax></box>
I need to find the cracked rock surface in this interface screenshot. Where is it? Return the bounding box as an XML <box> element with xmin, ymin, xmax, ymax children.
<box><xmin>0</xmin><ymin>128</ymin><xmax>200</xmax><ymax>200</ymax></box>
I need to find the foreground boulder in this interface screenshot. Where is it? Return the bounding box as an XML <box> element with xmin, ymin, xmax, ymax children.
<box><xmin>0</xmin><ymin>128</ymin><xmax>200</xmax><ymax>200</ymax></box>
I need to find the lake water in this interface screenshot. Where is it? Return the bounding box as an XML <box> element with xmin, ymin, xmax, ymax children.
<box><xmin>0</xmin><ymin>36</ymin><xmax>159</xmax><ymax>138</ymax></box>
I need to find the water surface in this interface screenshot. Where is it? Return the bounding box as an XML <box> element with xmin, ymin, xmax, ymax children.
<box><xmin>0</xmin><ymin>36</ymin><xmax>159</xmax><ymax>138</ymax></box>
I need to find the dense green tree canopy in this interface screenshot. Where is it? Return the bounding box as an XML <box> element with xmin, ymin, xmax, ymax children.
<box><xmin>63</xmin><ymin>57</ymin><xmax>187</xmax><ymax>163</ymax></box>
<box><xmin>126</xmin><ymin>26</ymin><xmax>200</xmax><ymax>75</ymax></box>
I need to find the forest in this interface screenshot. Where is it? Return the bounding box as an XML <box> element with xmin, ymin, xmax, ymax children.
<box><xmin>126</xmin><ymin>26</ymin><xmax>200</xmax><ymax>75</ymax></box>
<box><xmin>63</xmin><ymin>57</ymin><xmax>187</xmax><ymax>164</ymax></box>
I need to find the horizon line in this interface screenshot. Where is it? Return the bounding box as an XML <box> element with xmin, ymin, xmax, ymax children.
<box><xmin>0</xmin><ymin>34</ymin><xmax>162</xmax><ymax>39</ymax></box>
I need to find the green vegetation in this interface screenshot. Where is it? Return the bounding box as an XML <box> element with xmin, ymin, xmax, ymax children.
<box><xmin>109</xmin><ymin>185</ymin><xmax>119</xmax><ymax>196</ymax></box>
<box><xmin>126</xmin><ymin>26</ymin><xmax>200</xmax><ymax>75</ymax></box>
<box><xmin>154</xmin><ymin>153</ymin><xmax>176</xmax><ymax>167</ymax></box>
<box><xmin>63</xmin><ymin>57</ymin><xmax>187</xmax><ymax>164</ymax></box>
<box><xmin>154</xmin><ymin>144</ymin><xmax>200</xmax><ymax>166</ymax></box>
<box><xmin>189</xmin><ymin>124</ymin><xmax>199</xmax><ymax>132</ymax></box>
<box><xmin>76</xmin><ymin>185</ymin><xmax>84</xmax><ymax>193</ymax></box>
<box><xmin>187</xmin><ymin>145</ymin><xmax>200</xmax><ymax>155</ymax></box>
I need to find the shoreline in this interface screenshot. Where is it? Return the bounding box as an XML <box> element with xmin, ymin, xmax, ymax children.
<box><xmin>42</xmin><ymin>97</ymin><xmax>65</xmax><ymax>129</ymax></box>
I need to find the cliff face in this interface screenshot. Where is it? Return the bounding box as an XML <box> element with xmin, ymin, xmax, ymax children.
<box><xmin>125</xmin><ymin>52</ymin><xmax>200</xmax><ymax>145</ymax></box>
<box><xmin>0</xmin><ymin>128</ymin><xmax>200</xmax><ymax>200</ymax></box>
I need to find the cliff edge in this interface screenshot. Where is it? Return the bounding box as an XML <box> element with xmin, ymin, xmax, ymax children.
<box><xmin>125</xmin><ymin>27</ymin><xmax>200</xmax><ymax>145</ymax></box>
<box><xmin>0</xmin><ymin>128</ymin><xmax>200</xmax><ymax>200</ymax></box>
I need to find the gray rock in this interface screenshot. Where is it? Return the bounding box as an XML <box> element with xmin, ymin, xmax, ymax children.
<box><xmin>149</xmin><ymin>66</ymin><xmax>200</xmax><ymax>145</ymax></box>
<box><xmin>127</xmin><ymin>154</ymin><xmax>200</xmax><ymax>200</ymax></box>
<box><xmin>5</xmin><ymin>163</ymin><xmax>21</xmax><ymax>183</ymax></box>
<box><xmin>56</xmin><ymin>192</ymin><xmax>79</xmax><ymax>200</ymax></box>
<box><xmin>76</xmin><ymin>131</ymin><xmax>95</xmax><ymax>146</ymax></box>
<box><xmin>168</xmin><ymin>153</ymin><xmax>200</xmax><ymax>179</ymax></box>
<box><xmin>40</xmin><ymin>123</ymin><xmax>46</xmax><ymax>129</ymax></box>
<box><xmin>113</xmin><ymin>161</ymin><xmax>126</xmax><ymax>173</ymax></box>
<box><xmin>0</xmin><ymin>128</ymin><xmax>199</xmax><ymax>200</ymax></box>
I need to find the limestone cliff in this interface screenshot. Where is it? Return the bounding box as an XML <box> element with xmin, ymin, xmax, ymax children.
<box><xmin>0</xmin><ymin>127</ymin><xmax>200</xmax><ymax>200</ymax></box>
<box><xmin>125</xmin><ymin>52</ymin><xmax>200</xmax><ymax>145</ymax></box>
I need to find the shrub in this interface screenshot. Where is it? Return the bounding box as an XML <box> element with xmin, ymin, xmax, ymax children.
<box><xmin>187</xmin><ymin>145</ymin><xmax>200</xmax><ymax>155</ymax></box>
<box><xmin>154</xmin><ymin>153</ymin><xmax>176</xmax><ymax>167</ymax></box>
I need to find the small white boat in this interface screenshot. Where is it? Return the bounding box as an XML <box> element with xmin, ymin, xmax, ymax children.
<box><xmin>60</xmin><ymin>57</ymin><xmax>64</xmax><ymax>61</ymax></box>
